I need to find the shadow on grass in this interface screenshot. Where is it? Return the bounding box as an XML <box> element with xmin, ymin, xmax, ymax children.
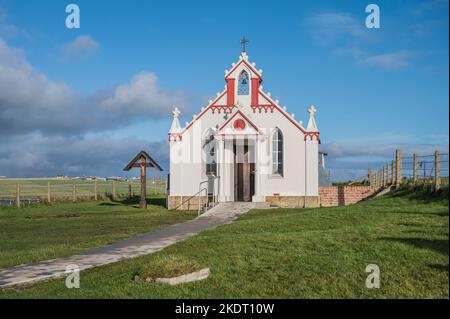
<box><xmin>428</xmin><ymin>264</ymin><xmax>449</xmax><ymax>272</ymax></box>
<box><xmin>392</xmin><ymin>211</ymin><xmax>449</xmax><ymax>218</ymax></box>
<box><xmin>98</xmin><ymin>196</ymin><xmax>166</xmax><ymax>208</ymax></box>
<box><xmin>385</xmin><ymin>185</ymin><xmax>449</xmax><ymax>204</ymax></box>
<box><xmin>380</xmin><ymin>237</ymin><xmax>449</xmax><ymax>256</ymax></box>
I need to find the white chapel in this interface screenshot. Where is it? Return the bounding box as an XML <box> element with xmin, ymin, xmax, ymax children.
<box><xmin>168</xmin><ymin>46</ymin><xmax>320</xmax><ymax>210</ymax></box>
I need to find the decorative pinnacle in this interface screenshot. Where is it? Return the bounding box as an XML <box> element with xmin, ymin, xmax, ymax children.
<box><xmin>308</xmin><ymin>105</ymin><xmax>317</xmax><ymax>116</ymax></box>
<box><xmin>172</xmin><ymin>107</ymin><xmax>180</xmax><ymax>118</ymax></box>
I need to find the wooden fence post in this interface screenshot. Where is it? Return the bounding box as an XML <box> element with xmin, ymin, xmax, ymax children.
<box><xmin>435</xmin><ymin>151</ymin><xmax>441</xmax><ymax>191</ymax></box>
<box><xmin>391</xmin><ymin>160</ymin><xmax>395</xmax><ymax>185</ymax></box>
<box><xmin>112</xmin><ymin>180</ymin><xmax>116</xmax><ymax>200</ymax></box>
<box><xmin>387</xmin><ymin>164</ymin><xmax>391</xmax><ymax>185</ymax></box>
<box><xmin>413</xmin><ymin>153</ymin><xmax>418</xmax><ymax>183</ymax></box>
<box><xmin>94</xmin><ymin>180</ymin><xmax>98</xmax><ymax>201</ymax></box>
<box><xmin>367</xmin><ymin>168</ymin><xmax>372</xmax><ymax>186</ymax></box>
<box><xmin>47</xmin><ymin>181</ymin><xmax>51</xmax><ymax>203</ymax></box>
<box><xmin>373</xmin><ymin>171</ymin><xmax>376</xmax><ymax>187</ymax></box>
<box><xmin>386</xmin><ymin>165</ymin><xmax>389</xmax><ymax>185</ymax></box>
<box><xmin>376</xmin><ymin>170</ymin><xmax>380</xmax><ymax>188</ymax></box>
<box><xmin>385</xmin><ymin>165</ymin><xmax>389</xmax><ymax>186</ymax></box>
<box><xmin>395</xmin><ymin>149</ymin><xmax>402</xmax><ymax>187</ymax></box>
<box><xmin>373</xmin><ymin>172</ymin><xmax>378</xmax><ymax>187</ymax></box>
<box><xmin>16</xmin><ymin>181</ymin><xmax>20</xmax><ymax>208</ymax></box>
<box><xmin>128</xmin><ymin>181</ymin><xmax>132</xmax><ymax>198</ymax></box>
<box><xmin>72</xmin><ymin>181</ymin><xmax>76</xmax><ymax>202</ymax></box>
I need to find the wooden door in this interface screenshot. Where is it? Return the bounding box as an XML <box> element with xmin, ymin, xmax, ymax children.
<box><xmin>234</xmin><ymin>140</ymin><xmax>255</xmax><ymax>202</ymax></box>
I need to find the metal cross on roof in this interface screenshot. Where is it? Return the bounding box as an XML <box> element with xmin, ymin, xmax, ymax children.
<box><xmin>240</xmin><ymin>36</ymin><xmax>249</xmax><ymax>52</ymax></box>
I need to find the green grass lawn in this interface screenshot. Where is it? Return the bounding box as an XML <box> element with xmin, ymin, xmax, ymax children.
<box><xmin>0</xmin><ymin>197</ymin><xmax>195</xmax><ymax>269</ymax></box>
<box><xmin>0</xmin><ymin>187</ymin><xmax>448</xmax><ymax>298</ymax></box>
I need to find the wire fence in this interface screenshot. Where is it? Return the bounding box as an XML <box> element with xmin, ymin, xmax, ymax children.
<box><xmin>401</xmin><ymin>153</ymin><xmax>449</xmax><ymax>185</ymax></box>
<box><xmin>368</xmin><ymin>150</ymin><xmax>449</xmax><ymax>189</ymax></box>
<box><xmin>0</xmin><ymin>178</ymin><xmax>167</xmax><ymax>207</ymax></box>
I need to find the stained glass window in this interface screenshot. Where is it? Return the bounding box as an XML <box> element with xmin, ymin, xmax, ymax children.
<box><xmin>272</xmin><ymin>128</ymin><xmax>283</xmax><ymax>175</ymax></box>
<box><xmin>238</xmin><ymin>70</ymin><xmax>249</xmax><ymax>95</ymax></box>
<box><xmin>204</xmin><ymin>134</ymin><xmax>217</xmax><ymax>176</ymax></box>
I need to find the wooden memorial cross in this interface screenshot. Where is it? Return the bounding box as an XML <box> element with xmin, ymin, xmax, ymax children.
<box><xmin>123</xmin><ymin>150</ymin><xmax>163</xmax><ymax>209</ymax></box>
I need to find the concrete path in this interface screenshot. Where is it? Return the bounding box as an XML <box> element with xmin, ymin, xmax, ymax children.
<box><xmin>0</xmin><ymin>202</ymin><xmax>256</xmax><ymax>288</ymax></box>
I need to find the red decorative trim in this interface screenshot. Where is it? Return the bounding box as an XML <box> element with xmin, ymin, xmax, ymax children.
<box><xmin>181</xmin><ymin>90</ymin><xmax>227</xmax><ymax>134</ymax></box>
<box><xmin>227</xmin><ymin>79</ymin><xmax>235</xmax><ymax>106</ymax></box>
<box><xmin>251</xmin><ymin>78</ymin><xmax>259</xmax><ymax>106</ymax></box>
<box><xmin>304</xmin><ymin>132</ymin><xmax>320</xmax><ymax>141</ymax></box>
<box><xmin>217</xmin><ymin>110</ymin><xmax>262</xmax><ymax>135</ymax></box>
<box><xmin>225</xmin><ymin>59</ymin><xmax>262</xmax><ymax>81</ymax></box>
<box><xmin>233</xmin><ymin>119</ymin><xmax>246</xmax><ymax>130</ymax></box>
<box><xmin>251</xmin><ymin>105</ymin><xmax>275</xmax><ymax>113</ymax></box>
<box><xmin>211</xmin><ymin>105</ymin><xmax>235</xmax><ymax>114</ymax></box>
<box><xmin>168</xmin><ymin>133</ymin><xmax>183</xmax><ymax>142</ymax></box>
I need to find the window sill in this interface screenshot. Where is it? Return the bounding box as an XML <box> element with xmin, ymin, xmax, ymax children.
<box><xmin>269</xmin><ymin>174</ymin><xmax>284</xmax><ymax>179</ymax></box>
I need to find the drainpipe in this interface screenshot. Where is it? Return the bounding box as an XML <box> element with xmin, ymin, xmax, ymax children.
<box><xmin>304</xmin><ymin>140</ymin><xmax>307</xmax><ymax>208</ymax></box>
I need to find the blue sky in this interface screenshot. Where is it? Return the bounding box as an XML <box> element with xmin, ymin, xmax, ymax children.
<box><xmin>0</xmin><ymin>0</ymin><xmax>448</xmax><ymax>180</ymax></box>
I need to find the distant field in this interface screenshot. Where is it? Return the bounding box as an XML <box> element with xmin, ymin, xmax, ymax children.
<box><xmin>0</xmin><ymin>178</ymin><xmax>166</xmax><ymax>203</ymax></box>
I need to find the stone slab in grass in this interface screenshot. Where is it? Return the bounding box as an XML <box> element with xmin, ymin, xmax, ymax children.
<box><xmin>135</xmin><ymin>268</ymin><xmax>210</xmax><ymax>285</ymax></box>
<box><xmin>134</xmin><ymin>256</ymin><xmax>209</xmax><ymax>285</ymax></box>
<box><xmin>154</xmin><ymin>267</ymin><xmax>210</xmax><ymax>285</ymax></box>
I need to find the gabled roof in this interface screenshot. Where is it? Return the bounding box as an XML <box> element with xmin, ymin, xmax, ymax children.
<box><xmin>216</xmin><ymin>110</ymin><xmax>262</xmax><ymax>135</ymax></box>
<box><xmin>169</xmin><ymin>52</ymin><xmax>319</xmax><ymax>141</ymax></box>
<box><xmin>123</xmin><ymin>150</ymin><xmax>163</xmax><ymax>171</ymax></box>
<box><xmin>225</xmin><ymin>53</ymin><xmax>262</xmax><ymax>81</ymax></box>
<box><xmin>257</xmin><ymin>90</ymin><xmax>313</xmax><ymax>134</ymax></box>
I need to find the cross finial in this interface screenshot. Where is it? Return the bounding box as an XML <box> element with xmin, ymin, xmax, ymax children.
<box><xmin>308</xmin><ymin>105</ymin><xmax>317</xmax><ymax>116</ymax></box>
<box><xmin>172</xmin><ymin>107</ymin><xmax>180</xmax><ymax>118</ymax></box>
<box><xmin>240</xmin><ymin>36</ymin><xmax>249</xmax><ymax>52</ymax></box>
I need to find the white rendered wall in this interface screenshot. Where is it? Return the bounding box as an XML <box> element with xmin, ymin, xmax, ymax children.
<box><xmin>169</xmin><ymin>56</ymin><xmax>319</xmax><ymax>200</ymax></box>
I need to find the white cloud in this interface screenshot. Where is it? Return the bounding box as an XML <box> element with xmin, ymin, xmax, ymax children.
<box><xmin>320</xmin><ymin>134</ymin><xmax>449</xmax><ymax>181</ymax></box>
<box><xmin>306</xmin><ymin>12</ymin><xmax>369</xmax><ymax>46</ymax></box>
<box><xmin>0</xmin><ymin>134</ymin><xmax>168</xmax><ymax>178</ymax></box>
<box><xmin>0</xmin><ymin>37</ymin><xmax>192</xmax><ymax>136</ymax></box>
<box><xmin>60</xmin><ymin>35</ymin><xmax>100</xmax><ymax>61</ymax></box>
<box><xmin>307</xmin><ymin>11</ymin><xmax>415</xmax><ymax>70</ymax></box>
<box><xmin>100</xmin><ymin>72</ymin><xmax>186</xmax><ymax>117</ymax></box>
<box><xmin>359</xmin><ymin>51</ymin><xmax>412</xmax><ymax>69</ymax></box>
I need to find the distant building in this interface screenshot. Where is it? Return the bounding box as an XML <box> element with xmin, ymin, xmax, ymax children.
<box><xmin>319</xmin><ymin>152</ymin><xmax>332</xmax><ymax>186</ymax></box>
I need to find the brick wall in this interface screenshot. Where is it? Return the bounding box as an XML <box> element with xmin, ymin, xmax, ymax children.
<box><xmin>319</xmin><ymin>186</ymin><xmax>378</xmax><ymax>207</ymax></box>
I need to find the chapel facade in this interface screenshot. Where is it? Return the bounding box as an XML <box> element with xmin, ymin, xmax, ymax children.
<box><xmin>168</xmin><ymin>50</ymin><xmax>320</xmax><ymax>209</ymax></box>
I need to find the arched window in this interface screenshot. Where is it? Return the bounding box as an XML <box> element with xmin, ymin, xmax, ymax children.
<box><xmin>272</xmin><ymin>128</ymin><xmax>283</xmax><ymax>175</ymax></box>
<box><xmin>203</xmin><ymin>133</ymin><xmax>217</xmax><ymax>176</ymax></box>
<box><xmin>238</xmin><ymin>70</ymin><xmax>249</xmax><ymax>95</ymax></box>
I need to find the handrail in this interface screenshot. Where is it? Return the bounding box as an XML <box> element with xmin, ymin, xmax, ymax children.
<box><xmin>173</xmin><ymin>176</ymin><xmax>219</xmax><ymax>214</ymax></box>
<box><xmin>198</xmin><ymin>187</ymin><xmax>208</xmax><ymax>216</ymax></box>
<box><xmin>172</xmin><ymin>187</ymin><xmax>207</xmax><ymax>211</ymax></box>
<box><xmin>198</xmin><ymin>175</ymin><xmax>219</xmax><ymax>215</ymax></box>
